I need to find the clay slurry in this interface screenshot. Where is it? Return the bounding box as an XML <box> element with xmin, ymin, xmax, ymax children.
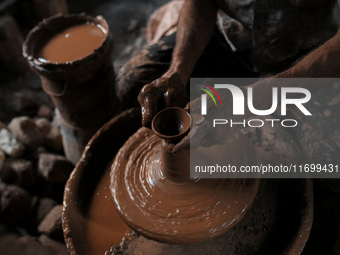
<box><xmin>110</xmin><ymin>126</ymin><xmax>259</xmax><ymax>244</ymax></box>
<box><xmin>37</xmin><ymin>22</ymin><xmax>107</xmax><ymax>63</ymax></box>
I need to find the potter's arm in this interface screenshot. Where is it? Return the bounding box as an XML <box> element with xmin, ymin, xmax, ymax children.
<box><xmin>248</xmin><ymin>29</ymin><xmax>340</xmax><ymax>115</ymax></box>
<box><xmin>138</xmin><ymin>0</ymin><xmax>218</xmax><ymax>127</ymax></box>
<box><xmin>174</xmin><ymin>29</ymin><xmax>340</xmax><ymax>153</ymax></box>
<box><xmin>278</xmin><ymin>30</ymin><xmax>340</xmax><ymax>79</ymax></box>
<box><xmin>162</xmin><ymin>0</ymin><xmax>218</xmax><ymax>84</ymax></box>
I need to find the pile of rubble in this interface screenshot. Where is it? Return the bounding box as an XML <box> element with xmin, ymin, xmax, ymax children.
<box><xmin>0</xmin><ymin>112</ymin><xmax>71</xmax><ymax>255</ymax></box>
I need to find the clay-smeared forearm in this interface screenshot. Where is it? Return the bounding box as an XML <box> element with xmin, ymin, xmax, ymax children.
<box><xmin>277</xmin><ymin>30</ymin><xmax>340</xmax><ymax>80</ymax></box>
<box><xmin>175</xmin><ymin>30</ymin><xmax>340</xmax><ymax>152</ymax></box>
<box><xmin>250</xmin><ymin>30</ymin><xmax>340</xmax><ymax>113</ymax></box>
<box><xmin>138</xmin><ymin>0</ymin><xmax>218</xmax><ymax>127</ymax></box>
<box><xmin>163</xmin><ymin>0</ymin><xmax>218</xmax><ymax>85</ymax></box>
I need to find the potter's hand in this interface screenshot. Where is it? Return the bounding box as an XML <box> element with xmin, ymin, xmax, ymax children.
<box><xmin>173</xmin><ymin>88</ymin><xmax>245</xmax><ymax>153</ymax></box>
<box><xmin>138</xmin><ymin>74</ymin><xmax>187</xmax><ymax>128</ymax></box>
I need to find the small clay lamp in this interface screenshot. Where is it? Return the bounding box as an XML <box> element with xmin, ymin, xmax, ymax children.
<box><xmin>110</xmin><ymin>107</ymin><xmax>260</xmax><ymax>244</ymax></box>
<box><xmin>152</xmin><ymin>107</ymin><xmax>191</xmax><ymax>179</ymax></box>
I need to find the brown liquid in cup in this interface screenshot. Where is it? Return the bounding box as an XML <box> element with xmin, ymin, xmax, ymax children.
<box><xmin>37</xmin><ymin>22</ymin><xmax>107</xmax><ymax>63</ymax></box>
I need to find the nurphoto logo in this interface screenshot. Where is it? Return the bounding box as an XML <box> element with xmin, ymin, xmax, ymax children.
<box><xmin>199</xmin><ymin>84</ymin><xmax>311</xmax><ymax>116</ymax></box>
<box><xmin>198</xmin><ymin>83</ymin><xmax>312</xmax><ymax>129</ymax></box>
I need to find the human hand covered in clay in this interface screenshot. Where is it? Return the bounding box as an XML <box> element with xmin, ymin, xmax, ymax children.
<box><xmin>138</xmin><ymin>73</ymin><xmax>188</xmax><ymax>128</ymax></box>
<box><xmin>173</xmin><ymin>87</ymin><xmax>248</xmax><ymax>153</ymax></box>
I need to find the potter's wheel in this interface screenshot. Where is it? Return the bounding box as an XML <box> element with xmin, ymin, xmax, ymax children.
<box><xmin>110</xmin><ymin>107</ymin><xmax>259</xmax><ymax>244</ymax></box>
<box><xmin>62</xmin><ymin>108</ymin><xmax>313</xmax><ymax>255</ymax></box>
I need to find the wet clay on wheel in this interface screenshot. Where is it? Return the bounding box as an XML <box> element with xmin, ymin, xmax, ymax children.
<box><xmin>110</xmin><ymin>107</ymin><xmax>259</xmax><ymax>244</ymax></box>
<box><xmin>62</xmin><ymin>108</ymin><xmax>313</xmax><ymax>255</ymax></box>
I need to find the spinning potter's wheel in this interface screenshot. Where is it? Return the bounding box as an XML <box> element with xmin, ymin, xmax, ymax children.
<box><xmin>62</xmin><ymin>107</ymin><xmax>313</xmax><ymax>255</ymax></box>
<box><xmin>110</xmin><ymin>107</ymin><xmax>259</xmax><ymax>244</ymax></box>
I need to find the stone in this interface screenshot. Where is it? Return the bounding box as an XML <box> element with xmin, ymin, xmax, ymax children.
<box><xmin>13</xmin><ymin>159</ymin><xmax>35</xmax><ymax>188</ymax></box>
<box><xmin>0</xmin><ymin>128</ymin><xmax>25</xmax><ymax>157</ymax></box>
<box><xmin>34</xmin><ymin>198</ymin><xmax>58</xmax><ymax>227</ymax></box>
<box><xmin>1</xmin><ymin>159</ymin><xmax>35</xmax><ymax>188</ymax></box>
<box><xmin>44</xmin><ymin>126</ymin><xmax>63</xmax><ymax>152</ymax></box>
<box><xmin>39</xmin><ymin>235</ymin><xmax>68</xmax><ymax>255</ymax></box>
<box><xmin>0</xmin><ymin>183</ymin><xmax>33</xmax><ymax>226</ymax></box>
<box><xmin>26</xmin><ymin>198</ymin><xmax>57</xmax><ymax>234</ymax></box>
<box><xmin>38</xmin><ymin>153</ymin><xmax>73</xmax><ymax>183</ymax></box>
<box><xmin>17</xmin><ymin>235</ymin><xmax>39</xmax><ymax>244</ymax></box>
<box><xmin>35</xmin><ymin>118</ymin><xmax>52</xmax><ymax>137</ymax></box>
<box><xmin>26</xmin><ymin>146</ymin><xmax>47</xmax><ymax>165</ymax></box>
<box><xmin>0</xmin><ymin>161</ymin><xmax>20</xmax><ymax>185</ymax></box>
<box><xmin>37</xmin><ymin>205</ymin><xmax>63</xmax><ymax>241</ymax></box>
<box><xmin>8</xmin><ymin>116</ymin><xmax>44</xmax><ymax>151</ymax></box>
